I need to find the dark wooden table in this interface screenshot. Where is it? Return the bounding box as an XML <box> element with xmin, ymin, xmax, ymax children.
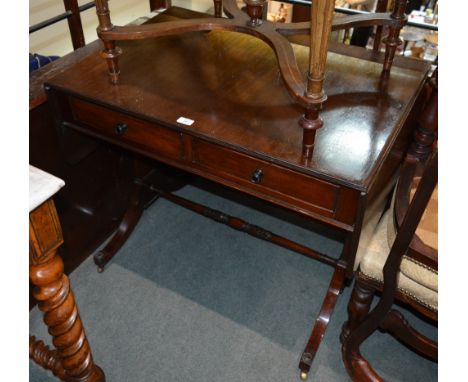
<box><xmin>44</xmin><ymin>7</ymin><xmax>431</xmax><ymax>380</ymax></box>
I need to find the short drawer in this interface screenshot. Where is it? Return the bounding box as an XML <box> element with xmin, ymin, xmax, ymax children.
<box><xmin>192</xmin><ymin>140</ymin><xmax>357</xmax><ymax>222</ymax></box>
<box><xmin>69</xmin><ymin>97</ymin><xmax>183</xmax><ymax>161</ymax></box>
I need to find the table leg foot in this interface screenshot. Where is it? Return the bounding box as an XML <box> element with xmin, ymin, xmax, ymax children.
<box><xmin>93</xmin><ymin>181</ymin><xmax>148</xmax><ymax>272</ymax></box>
<box><xmin>300</xmin><ymin>371</ymin><xmax>309</xmax><ymax>380</ymax></box>
<box><xmin>298</xmin><ymin>265</ymin><xmax>346</xmax><ymax>375</ymax></box>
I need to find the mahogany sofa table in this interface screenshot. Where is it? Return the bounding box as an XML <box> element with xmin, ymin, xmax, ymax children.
<box><xmin>44</xmin><ymin>7</ymin><xmax>431</xmax><ymax>379</ymax></box>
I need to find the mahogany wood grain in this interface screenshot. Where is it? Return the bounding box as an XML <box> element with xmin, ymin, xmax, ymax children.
<box><xmin>44</xmin><ymin>7</ymin><xmax>431</xmax><ymax>378</ymax></box>
<box><xmin>30</xmin><ymin>199</ymin><xmax>105</xmax><ymax>382</ymax></box>
<box><xmin>46</xmin><ymin>20</ymin><xmax>429</xmax><ymax>191</ymax></box>
<box><xmin>94</xmin><ymin>0</ymin><xmax>410</xmax><ymax>157</ymax></box>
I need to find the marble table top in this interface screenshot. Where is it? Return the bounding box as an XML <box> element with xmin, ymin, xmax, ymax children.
<box><xmin>29</xmin><ymin>165</ymin><xmax>65</xmax><ymax>212</ymax></box>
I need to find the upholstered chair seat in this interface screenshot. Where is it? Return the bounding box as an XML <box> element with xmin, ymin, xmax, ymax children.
<box><xmin>355</xmin><ymin>185</ymin><xmax>438</xmax><ymax>312</ymax></box>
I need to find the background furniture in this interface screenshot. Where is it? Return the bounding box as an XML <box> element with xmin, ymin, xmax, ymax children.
<box><xmin>29</xmin><ymin>1</ymin><xmax>190</xmax><ymax>309</ymax></box>
<box><xmin>29</xmin><ymin>166</ymin><xmax>105</xmax><ymax>382</ymax></box>
<box><xmin>340</xmin><ymin>77</ymin><xmax>438</xmax><ymax>380</ymax></box>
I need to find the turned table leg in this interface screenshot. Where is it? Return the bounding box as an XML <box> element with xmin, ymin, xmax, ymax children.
<box><xmin>30</xmin><ymin>199</ymin><xmax>105</xmax><ymax>382</ymax></box>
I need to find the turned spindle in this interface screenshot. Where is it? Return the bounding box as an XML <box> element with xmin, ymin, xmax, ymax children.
<box><xmin>30</xmin><ymin>335</ymin><xmax>66</xmax><ymax>380</ymax></box>
<box><xmin>30</xmin><ymin>199</ymin><xmax>105</xmax><ymax>382</ymax></box>
<box><xmin>382</xmin><ymin>0</ymin><xmax>407</xmax><ymax>72</ymax></box>
<box><xmin>96</xmin><ymin>0</ymin><xmax>122</xmax><ymax>84</ymax></box>
<box><xmin>408</xmin><ymin>75</ymin><xmax>438</xmax><ymax>162</ymax></box>
<box><xmin>244</xmin><ymin>0</ymin><xmax>266</xmax><ymax>27</ymax></box>
<box><xmin>300</xmin><ymin>0</ymin><xmax>335</xmax><ymax>158</ymax></box>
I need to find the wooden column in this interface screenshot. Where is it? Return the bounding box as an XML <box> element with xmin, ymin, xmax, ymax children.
<box><xmin>30</xmin><ymin>199</ymin><xmax>105</xmax><ymax>382</ymax></box>
<box><xmin>382</xmin><ymin>0</ymin><xmax>407</xmax><ymax>72</ymax></box>
<box><xmin>408</xmin><ymin>74</ymin><xmax>438</xmax><ymax>162</ymax></box>
<box><xmin>339</xmin><ymin>279</ymin><xmax>375</xmax><ymax>344</ymax></box>
<box><xmin>96</xmin><ymin>0</ymin><xmax>122</xmax><ymax>84</ymax></box>
<box><xmin>214</xmin><ymin>0</ymin><xmax>223</xmax><ymax>18</ymax></box>
<box><xmin>299</xmin><ymin>0</ymin><xmax>335</xmax><ymax>159</ymax></box>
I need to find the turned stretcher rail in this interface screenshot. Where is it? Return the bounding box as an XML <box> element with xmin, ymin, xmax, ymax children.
<box><xmin>140</xmin><ymin>181</ymin><xmax>340</xmax><ymax>269</ymax></box>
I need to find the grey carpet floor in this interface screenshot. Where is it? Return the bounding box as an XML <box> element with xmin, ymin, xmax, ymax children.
<box><xmin>30</xmin><ymin>182</ymin><xmax>437</xmax><ymax>382</ymax></box>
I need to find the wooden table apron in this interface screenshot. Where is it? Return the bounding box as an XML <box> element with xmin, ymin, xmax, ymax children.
<box><xmin>43</xmin><ymin>9</ymin><xmax>430</xmax><ymax>377</ymax></box>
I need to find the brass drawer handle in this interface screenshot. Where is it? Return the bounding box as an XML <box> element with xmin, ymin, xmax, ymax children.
<box><xmin>115</xmin><ymin>123</ymin><xmax>128</xmax><ymax>135</ymax></box>
<box><xmin>250</xmin><ymin>168</ymin><xmax>264</xmax><ymax>184</ymax></box>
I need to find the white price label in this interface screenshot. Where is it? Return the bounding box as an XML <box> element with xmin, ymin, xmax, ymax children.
<box><xmin>176</xmin><ymin>117</ymin><xmax>195</xmax><ymax>126</ymax></box>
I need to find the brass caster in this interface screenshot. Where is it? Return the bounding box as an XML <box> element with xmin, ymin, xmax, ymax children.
<box><xmin>300</xmin><ymin>371</ymin><xmax>308</xmax><ymax>381</ymax></box>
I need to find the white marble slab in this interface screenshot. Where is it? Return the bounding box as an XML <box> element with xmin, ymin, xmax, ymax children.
<box><xmin>29</xmin><ymin>165</ymin><xmax>65</xmax><ymax>212</ymax></box>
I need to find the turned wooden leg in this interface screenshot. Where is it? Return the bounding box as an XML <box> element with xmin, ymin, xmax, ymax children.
<box><xmin>340</xmin><ymin>277</ymin><xmax>383</xmax><ymax>382</ymax></box>
<box><xmin>408</xmin><ymin>76</ymin><xmax>438</xmax><ymax>162</ymax></box>
<box><xmin>299</xmin><ymin>108</ymin><xmax>323</xmax><ymax>160</ymax></box>
<box><xmin>96</xmin><ymin>0</ymin><xmax>122</xmax><ymax>84</ymax></box>
<box><xmin>298</xmin><ymin>265</ymin><xmax>346</xmax><ymax>380</ymax></box>
<box><xmin>382</xmin><ymin>0</ymin><xmax>406</xmax><ymax>73</ymax></box>
<box><xmin>100</xmin><ymin>40</ymin><xmax>122</xmax><ymax>85</ymax></box>
<box><xmin>340</xmin><ymin>277</ymin><xmax>375</xmax><ymax>344</ymax></box>
<box><xmin>30</xmin><ymin>199</ymin><xmax>105</xmax><ymax>382</ymax></box>
<box><xmin>30</xmin><ymin>335</ymin><xmax>66</xmax><ymax>380</ymax></box>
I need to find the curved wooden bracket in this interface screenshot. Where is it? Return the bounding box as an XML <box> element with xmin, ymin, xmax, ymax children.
<box><xmin>380</xmin><ymin>309</ymin><xmax>438</xmax><ymax>360</ymax></box>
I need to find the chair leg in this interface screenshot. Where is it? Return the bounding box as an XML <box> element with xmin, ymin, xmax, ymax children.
<box><xmin>341</xmin><ymin>277</ymin><xmax>384</xmax><ymax>382</ymax></box>
<box><xmin>381</xmin><ymin>309</ymin><xmax>438</xmax><ymax>360</ymax></box>
<box><xmin>340</xmin><ymin>276</ymin><xmax>375</xmax><ymax>344</ymax></box>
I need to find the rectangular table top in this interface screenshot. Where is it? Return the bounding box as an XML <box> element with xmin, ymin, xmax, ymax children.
<box><xmin>46</xmin><ymin>9</ymin><xmax>430</xmax><ymax>191</ymax></box>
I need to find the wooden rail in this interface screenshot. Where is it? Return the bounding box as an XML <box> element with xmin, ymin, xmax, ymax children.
<box><xmin>29</xmin><ymin>1</ymin><xmax>96</xmax><ymax>50</ymax></box>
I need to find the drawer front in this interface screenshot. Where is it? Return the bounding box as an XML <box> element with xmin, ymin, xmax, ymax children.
<box><xmin>192</xmin><ymin>140</ymin><xmax>357</xmax><ymax>223</ymax></box>
<box><xmin>69</xmin><ymin>97</ymin><xmax>183</xmax><ymax>161</ymax></box>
